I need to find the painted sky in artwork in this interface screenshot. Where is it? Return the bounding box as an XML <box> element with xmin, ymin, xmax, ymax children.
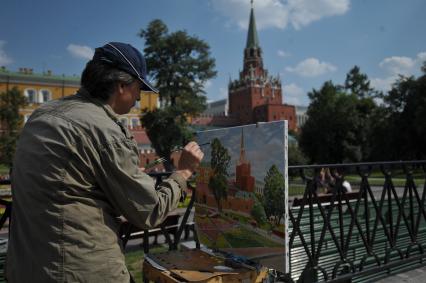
<box><xmin>196</xmin><ymin>121</ymin><xmax>286</xmax><ymax>184</ymax></box>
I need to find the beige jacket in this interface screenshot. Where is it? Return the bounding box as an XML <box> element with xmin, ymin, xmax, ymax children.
<box><xmin>6</xmin><ymin>89</ymin><xmax>186</xmax><ymax>282</ymax></box>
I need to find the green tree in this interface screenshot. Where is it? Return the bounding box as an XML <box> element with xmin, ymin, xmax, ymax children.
<box><xmin>288</xmin><ymin>143</ymin><xmax>307</xmax><ymax>166</ymax></box>
<box><xmin>370</xmin><ymin>63</ymin><xmax>426</xmax><ymax>160</ymax></box>
<box><xmin>0</xmin><ymin>87</ymin><xmax>27</xmax><ymax>165</ymax></box>
<box><xmin>251</xmin><ymin>200</ymin><xmax>267</xmax><ymax>225</ymax></box>
<box><xmin>139</xmin><ymin>20</ymin><xmax>216</xmax><ymax>168</ymax></box>
<box><xmin>344</xmin><ymin>65</ymin><xmax>375</xmax><ymax>98</ymax></box>
<box><xmin>300</xmin><ymin>81</ymin><xmax>361</xmax><ymax>163</ymax></box>
<box><xmin>300</xmin><ymin>66</ymin><xmax>379</xmax><ymax>163</ymax></box>
<box><xmin>344</xmin><ymin>66</ymin><xmax>378</xmax><ymax>160</ymax></box>
<box><xmin>208</xmin><ymin>138</ymin><xmax>231</xmax><ymax>212</ymax></box>
<box><xmin>141</xmin><ymin>107</ymin><xmax>192</xmax><ymax>169</ymax></box>
<box><xmin>263</xmin><ymin>165</ymin><xmax>285</xmax><ymax>226</ymax></box>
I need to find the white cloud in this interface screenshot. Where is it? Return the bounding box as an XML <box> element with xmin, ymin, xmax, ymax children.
<box><xmin>373</xmin><ymin>51</ymin><xmax>426</xmax><ymax>91</ymax></box>
<box><xmin>211</xmin><ymin>0</ymin><xmax>350</xmax><ymax>30</ymax></box>
<box><xmin>285</xmin><ymin>57</ymin><xmax>337</xmax><ymax>77</ymax></box>
<box><xmin>282</xmin><ymin>83</ymin><xmax>305</xmax><ymax>105</ymax></box>
<box><xmin>67</xmin><ymin>44</ymin><xmax>94</xmax><ymax>60</ymax></box>
<box><xmin>288</xmin><ymin>0</ymin><xmax>350</xmax><ymax>30</ymax></box>
<box><xmin>417</xmin><ymin>52</ymin><xmax>426</xmax><ymax>63</ymax></box>
<box><xmin>370</xmin><ymin>75</ymin><xmax>398</xmax><ymax>92</ymax></box>
<box><xmin>277</xmin><ymin>49</ymin><xmax>291</xmax><ymax>58</ymax></box>
<box><xmin>379</xmin><ymin>56</ymin><xmax>415</xmax><ymax>76</ymax></box>
<box><xmin>0</xmin><ymin>40</ymin><xmax>13</xmax><ymax>66</ymax></box>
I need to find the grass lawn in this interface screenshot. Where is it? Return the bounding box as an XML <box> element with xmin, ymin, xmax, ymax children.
<box><xmin>289</xmin><ymin>184</ymin><xmax>305</xmax><ymax>196</ymax></box>
<box><xmin>0</xmin><ymin>165</ymin><xmax>9</xmax><ymax>176</ymax></box>
<box><xmin>223</xmin><ymin>226</ymin><xmax>283</xmax><ymax>248</ymax></box>
<box><xmin>344</xmin><ymin>175</ymin><xmax>424</xmax><ymax>187</ymax></box>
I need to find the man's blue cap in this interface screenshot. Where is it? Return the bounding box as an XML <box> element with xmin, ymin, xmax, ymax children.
<box><xmin>93</xmin><ymin>42</ymin><xmax>158</xmax><ymax>93</ymax></box>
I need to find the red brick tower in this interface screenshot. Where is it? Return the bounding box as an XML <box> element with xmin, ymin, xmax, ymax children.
<box><xmin>228</xmin><ymin>1</ymin><xmax>297</xmax><ymax>131</ymax></box>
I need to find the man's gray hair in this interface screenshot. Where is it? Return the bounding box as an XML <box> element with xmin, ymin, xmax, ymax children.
<box><xmin>81</xmin><ymin>60</ymin><xmax>136</xmax><ymax>101</ymax></box>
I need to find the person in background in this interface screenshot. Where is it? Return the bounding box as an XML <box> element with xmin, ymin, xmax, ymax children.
<box><xmin>319</xmin><ymin>168</ymin><xmax>352</xmax><ymax>194</ymax></box>
<box><xmin>6</xmin><ymin>42</ymin><xmax>204</xmax><ymax>282</ymax></box>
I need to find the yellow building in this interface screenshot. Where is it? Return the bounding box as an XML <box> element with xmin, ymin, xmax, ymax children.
<box><xmin>0</xmin><ymin>67</ymin><xmax>159</xmax><ymax>128</ymax></box>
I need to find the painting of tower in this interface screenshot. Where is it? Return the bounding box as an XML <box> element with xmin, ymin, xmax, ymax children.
<box><xmin>194</xmin><ymin>120</ymin><xmax>289</xmax><ymax>272</ymax></box>
<box><xmin>235</xmin><ymin>128</ymin><xmax>255</xmax><ymax>192</ymax></box>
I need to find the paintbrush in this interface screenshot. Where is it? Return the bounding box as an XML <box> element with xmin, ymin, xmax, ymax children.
<box><xmin>144</xmin><ymin>142</ymin><xmax>210</xmax><ymax>169</ymax></box>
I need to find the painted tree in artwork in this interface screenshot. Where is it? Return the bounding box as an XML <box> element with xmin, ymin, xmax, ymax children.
<box><xmin>263</xmin><ymin>165</ymin><xmax>285</xmax><ymax>226</ymax></box>
<box><xmin>208</xmin><ymin>138</ymin><xmax>231</xmax><ymax>212</ymax></box>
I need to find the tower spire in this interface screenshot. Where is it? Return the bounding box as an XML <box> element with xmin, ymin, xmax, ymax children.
<box><xmin>246</xmin><ymin>0</ymin><xmax>259</xmax><ymax>49</ymax></box>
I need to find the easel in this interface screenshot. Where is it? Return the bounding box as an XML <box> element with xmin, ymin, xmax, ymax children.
<box><xmin>141</xmin><ymin>185</ymin><xmax>269</xmax><ymax>283</ymax></box>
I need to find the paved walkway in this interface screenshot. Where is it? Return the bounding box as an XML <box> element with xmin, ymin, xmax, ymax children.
<box><xmin>376</xmin><ymin>265</ymin><xmax>426</xmax><ymax>283</ymax></box>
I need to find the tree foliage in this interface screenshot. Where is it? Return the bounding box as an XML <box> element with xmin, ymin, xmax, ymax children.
<box><xmin>0</xmin><ymin>87</ymin><xmax>27</xmax><ymax>165</ymax></box>
<box><xmin>300</xmin><ymin>81</ymin><xmax>360</xmax><ymax>163</ymax></box>
<box><xmin>208</xmin><ymin>138</ymin><xmax>231</xmax><ymax>212</ymax></box>
<box><xmin>139</xmin><ymin>19</ymin><xmax>216</xmax><ymax>110</ymax></box>
<box><xmin>369</xmin><ymin>65</ymin><xmax>426</xmax><ymax>160</ymax></box>
<box><xmin>139</xmin><ymin>19</ymin><xmax>217</xmax><ymax>166</ymax></box>
<box><xmin>288</xmin><ymin>143</ymin><xmax>307</xmax><ymax>166</ymax></box>
<box><xmin>141</xmin><ymin>107</ymin><xmax>192</xmax><ymax>169</ymax></box>
<box><xmin>300</xmin><ymin>63</ymin><xmax>426</xmax><ymax>163</ymax></box>
<box><xmin>263</xmin><ymin>165</ymin><xmax>285</xmax><ymax>226</ymax></box>
<box><xmin>344</xmin><ymin>65</ymin><xmax>375</xmax><ymax>98</ymax></box>
<box><xmin>251</xmin><ymin>200</ymin><xmax>267</xmax><ymax>225</ymax></box>
<box><xmin>300</xmin><ymin>66</ymin><xmax>377</xmax><ymax>163</ymax></box>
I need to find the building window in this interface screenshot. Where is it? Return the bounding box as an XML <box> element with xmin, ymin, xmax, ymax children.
<box><xmin>24</xmin><ymin>88</ymin><xmax>37</xmax><ymax>104</ymax></box>
<box><xmin>39</xmin><ymin>89</ymin><xmax>52</xmax><ymax>103</ymax></box>
<box><xmin>131</xmin><ymin>118</ymin><xmax>139</xmax><ymax>128</ymax></box>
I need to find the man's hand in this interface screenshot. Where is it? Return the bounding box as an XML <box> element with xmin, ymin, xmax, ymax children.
<box><xmin>175</xmin><ymin>141</ymin><xmax>204</xmax><ymax>180</ymax></box>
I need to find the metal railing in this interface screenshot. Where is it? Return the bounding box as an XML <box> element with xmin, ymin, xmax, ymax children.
<box><xmin>287</xmin><ymin>160</ymin><xmax>426</xmax><ymax>282</ymax></box>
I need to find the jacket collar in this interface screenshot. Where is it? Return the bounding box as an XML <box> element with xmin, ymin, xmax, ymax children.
<box><xmin>76</xmin><ymin>88</ymin><xmax>120</xmax><ymax>123</ymax></box>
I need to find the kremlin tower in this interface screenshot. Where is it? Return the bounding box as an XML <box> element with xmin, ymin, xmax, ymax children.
<box><xmin>227</xmin><ymin>1</ymin><xmax>297</xmax><ymax>130</ymax></box>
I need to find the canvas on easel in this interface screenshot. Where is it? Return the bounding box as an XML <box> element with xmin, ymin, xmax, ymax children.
<box><xmin>194</xmin><ymin>120</ymin><xmax>289</xmax><ymax>273</ymax></box>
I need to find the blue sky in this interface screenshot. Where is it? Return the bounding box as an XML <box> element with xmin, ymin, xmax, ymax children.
<box><xmin>1</xmin><ymin>0</ymin><xmax>425</xmax><ymax>106</ymax></box>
